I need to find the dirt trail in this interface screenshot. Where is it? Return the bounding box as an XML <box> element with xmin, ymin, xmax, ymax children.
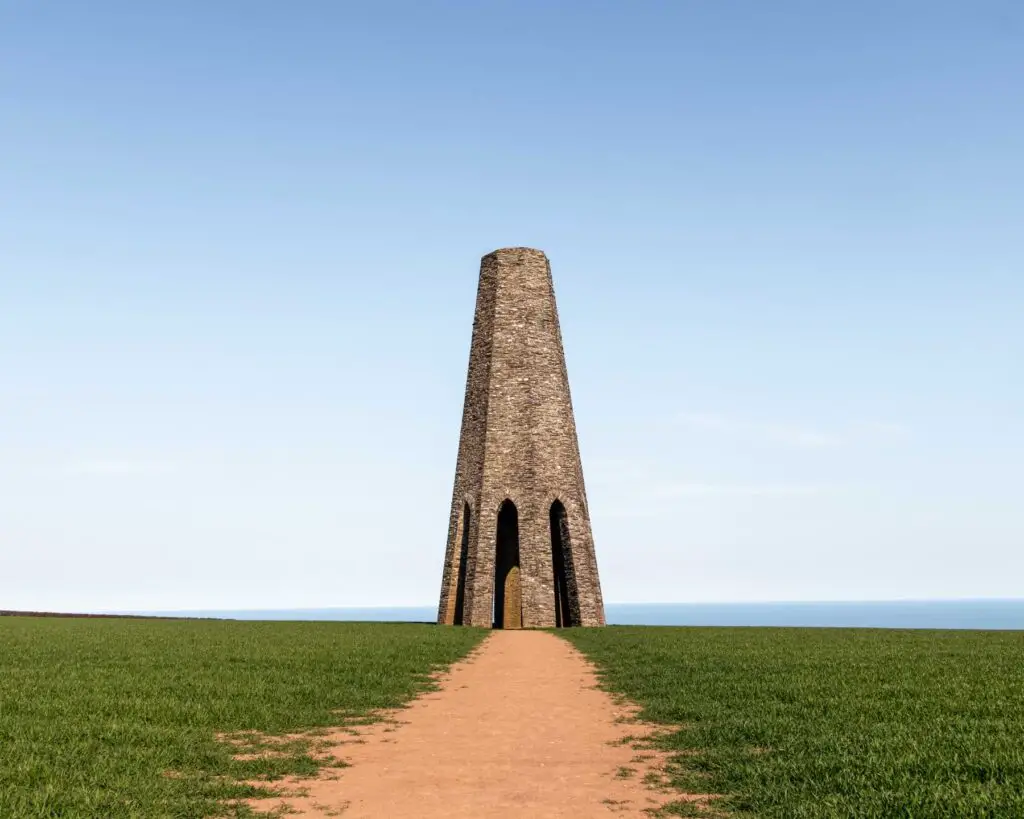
<box><xmin>247</xmin><ymin>630</ymin><xmax>687</xmax><ymax>817</ymax></box>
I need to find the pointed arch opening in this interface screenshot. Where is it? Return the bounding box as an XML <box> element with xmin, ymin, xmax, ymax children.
<box><xmin>550</xmin><ymin>500</ymin><xmax>580</xmax><ymax>627</ymax></box>
<box><xmin>493</xmin><ymin>500</ymin><xmax>522</xmax><ymax>629</ymax></box>
<box><xmin>452</xmin><ymin>501</ymin><xmax>471</xmax><ymax>625</ymax></box>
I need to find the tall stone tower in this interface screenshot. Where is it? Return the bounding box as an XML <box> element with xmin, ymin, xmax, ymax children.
<box><xmin>437</xmin><ymin>248</ymin><xmax>605</xmax><ymax>629</ymax></box>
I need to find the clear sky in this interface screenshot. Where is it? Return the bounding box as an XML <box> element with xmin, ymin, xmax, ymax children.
<box><xmin>2</xmin><ymin>1</ymin><xmax>1022</xmax><ymax>612</ymax></box>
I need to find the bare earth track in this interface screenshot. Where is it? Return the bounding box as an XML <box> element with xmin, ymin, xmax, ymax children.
<box><xmin>246</xmin><ymin>630</ymin><xmax>702</xmax><ymax>817</ymax></box>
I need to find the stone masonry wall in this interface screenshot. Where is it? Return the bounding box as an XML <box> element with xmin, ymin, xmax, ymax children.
<box><xmin>437</xmin><ymin>248</ymin><xmax>605</xmax><ymax>628</ymax></box>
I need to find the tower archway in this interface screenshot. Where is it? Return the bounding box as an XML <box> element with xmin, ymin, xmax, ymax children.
<box><xmin>452</xmin><ymin>502</ymin><xmax>471</xmax><ymax>625</ymax></box>
<box><xmin>493</xmin><ymin>500</ymin><xmax>522</xmax><ymax>629</ymax></box>
<box><xmin>550</xmin><ymin>500</ymin><xmax>580</xmax><ymax>627</ymax></box>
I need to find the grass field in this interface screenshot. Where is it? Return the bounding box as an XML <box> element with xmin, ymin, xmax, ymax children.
<box><xmin>563</xmin><ymin>626</ymin><xmax>1024</xmax><ymax>818</ymax></box>
<box><xmin>0</xmin><ymin>616</ymin><xmax>485</xmax><ymax>818</ymax></box>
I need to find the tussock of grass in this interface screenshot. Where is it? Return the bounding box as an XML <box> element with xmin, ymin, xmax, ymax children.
<box><xmin>0</xmin><ymin>617</ymin><xmax>485</xmax><ymax>818</ymax></box>
<box><xmin>563</xmin><ymin>626</ymin><xmax>1024</xmax><ymax>818</ymax></box>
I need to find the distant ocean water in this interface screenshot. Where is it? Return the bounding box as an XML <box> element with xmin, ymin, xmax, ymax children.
<box><xmin>136</xmin><ymin>600</ymin><xmax>1024</xmax><ymax>630</ymax></box>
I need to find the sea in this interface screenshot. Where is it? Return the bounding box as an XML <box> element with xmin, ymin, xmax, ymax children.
<box><xmin>137</xmin><ymin>600</ymin><xmax>1024</xmax><ymax>630</ymax></box>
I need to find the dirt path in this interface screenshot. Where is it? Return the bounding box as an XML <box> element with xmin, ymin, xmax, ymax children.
<box><xmin>247</xmin><ymin>631</ymin><xmax>683</xmax><ymax>817</ymax></box>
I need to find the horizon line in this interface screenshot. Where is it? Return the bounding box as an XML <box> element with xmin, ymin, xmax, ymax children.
<box><xmin>105</xmin><ymin>596</ymin><xmax>1024</xmax><ymax>615</ymax></box>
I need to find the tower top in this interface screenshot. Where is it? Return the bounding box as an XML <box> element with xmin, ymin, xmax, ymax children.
<box><xmin>482</xmin><ymin>246</ymin><xmax>548</xmax><ymax>262</ymax></box>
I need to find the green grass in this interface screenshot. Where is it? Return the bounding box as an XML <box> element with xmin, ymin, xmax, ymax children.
<box><xmin>0</xmin><ymin>616</ymin><xmax>485</xmax><ymax>818</ymax></box>
<box><xmin>562</xmin><ymin>626</ymin><xmax>1024</xmax><ymax>818</ymax></box>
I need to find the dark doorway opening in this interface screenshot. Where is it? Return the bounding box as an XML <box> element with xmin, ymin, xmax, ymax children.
<box><xmin>550</xmin><ymin>500</ymin><xmax>580</xmax><ymax>627</ymax></box>
<box><xmin>453</xmin><ymin>502</ymin><xmax>470</xmax><ymax>625</ymax></box>
<box><xmin>493</xmin><ymin>500</ymin><xmax>522</xmax><ymax>629</ymax></box>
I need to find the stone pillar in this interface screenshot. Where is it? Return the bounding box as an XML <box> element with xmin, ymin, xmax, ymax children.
<box><xmin>437</xmin><ymin>248</ymin><xmax>605</xmax><ymax>628</ymax></box>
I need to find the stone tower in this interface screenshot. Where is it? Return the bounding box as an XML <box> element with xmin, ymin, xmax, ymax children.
<box><xmin>437</xmin><ymin>247</ymin><xmax>605</xmax><ymax>629</ymax></box>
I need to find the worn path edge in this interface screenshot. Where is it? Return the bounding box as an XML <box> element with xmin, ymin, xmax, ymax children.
<box><xmin>241</xmin><ymin>630</ymin><xmax>712</xmax><ymax>817</ymax></box>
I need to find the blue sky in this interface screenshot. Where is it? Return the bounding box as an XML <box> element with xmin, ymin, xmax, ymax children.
<box><xmin>2</xmin><ymin>1</ymin><xmax>1022</xmax><ymax>611</ymax></box>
